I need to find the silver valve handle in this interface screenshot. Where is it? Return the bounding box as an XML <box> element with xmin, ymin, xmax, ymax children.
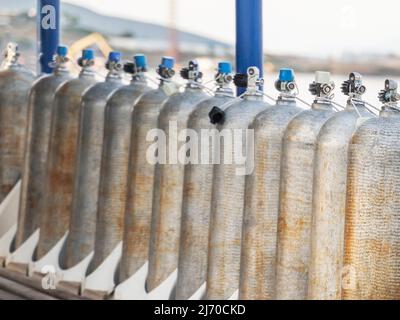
<box><xmin>3</xmin><ymin>42</ymin><xmax>20</xmax><ymax>65</ymax></box>
<box><xmin>341</xmin><ymin>72</ymin><xmax>366</xmax><ymax>99</ymax></box>
<box><xmin>379</xmin><ymin>79</ymin><xmax>400</xmax><ymax>105</ymax></box>
<box><xmin>309</xmin><ymin>71</ymin><xmax>335</xmax><ymax>99</ymax></box>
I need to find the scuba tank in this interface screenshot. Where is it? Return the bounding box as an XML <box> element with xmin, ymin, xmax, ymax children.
<box><xmin>146</xmin><ymin>60</ymin><xmax>210</xmax><ymax>293</ymax></box>
<box><xmin>35</xmin><ymin>50</ymin><xmax>98</xmax><ymax>260</ymax></box>
<box><xmin>87</xmin><ymin>54</ymin><xmax>151</xmax><ymax>273</ymax></box>
<box><xmin>205</xmin><ymin>67</ymin><xmax>271</xmax><ymax>300</ymax></box>
<box><xmin>61</xmin><ymin>52</ymin><xmax>124</xmax><ymax>269</ymax></box>
<box><xmin>175</xmin><ymin>62</ymin><xmax>235</xmax><ymax>300</ymax></box>
<box><xmin>239</xmin><ymin>68</ymin><xmax>302</xmax><ymax>300</ymax></box>
<box><xmin>0</xmin><ymin>42</ymin><xmax>36</xmax><ymax>202</ymax></box>
<box><xmin>308</xmin><ymin>73</ymin><xmax>372</xmax><ymax>300</ymax></box>
<box><xmin>119</xmin><ymin>57</ymin><xmax>176</xmax><ymax>283</ymax></box>
<box><xmin>343</xmin><ymin>80</ymin><xmax>400</xmax><ymax>300</ymax></box>
<box><xmin>15</xmin><ymin>46</ymin><xmax>72</xmax><ymax>250</ymax></box>
<box><xmin>276</xmin><ymin>71</ymin><xmax>336</xmax><ymax>300</ymax></box>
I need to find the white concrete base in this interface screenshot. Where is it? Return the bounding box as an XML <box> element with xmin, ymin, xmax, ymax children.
<box><xmin>228</xmin><ymin>289</ymin><xmax>239</xmax><ymax>300</ymax></box>
<box><xmin>0</xmin><ymin>181</ymin><xmax>21</xmax><ymax>260</ymax></box>
<box><xmin>113</xmin><ymin>261</ymin><xmax>149</xmax><ymax>300</ymax></box>
<box><xmin>82</xmin><ymin>242</ymin><xmax>122</xmax><ymax>295</ymax></box>
<box><xmin>28</xmin><ymin>232</ymin><xmax>68</xmax><ymax>277</ymax></box>
<box><xmin>189</xmin><ymin>282</ymin><xmax>206</xmax><ymax>300</ymax></box>
<box><xmin>146</xmin><ymin>269</ymin><xmax>177</xmax><ymax>300</ymax></box>
<box><xmin>5</xmin><ymin>229</ymin><xmax>39</xmax><ymax>270</ymax></box>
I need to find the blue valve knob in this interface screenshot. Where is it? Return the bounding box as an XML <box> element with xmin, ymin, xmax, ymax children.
<box><xmin>109</xmin><ymin>51</ymin><xmax>121</xmax><ymax>63</ymax></box>
<box><xmin>134</xmin><ymin>54</ymin><xmax>147</xmax><ymax>69</ymax></box>
<box><xmin>218</xmin><ymin>61</ymin><xmax>232</xmax><ymax>74</ymax></box>
<box><xmin>57</xmin><ymin>46</ymin><xmax>68</xmax><ymax>57</ymax></box>
<box><xmin>279</xmin><ymin>68</ymin><xmax>295</xmax><ymax>82</ymax></box>
<box><xmin>161</xmin><ymin>56</ymin><xmax>175</xmax><ymax>69</ymax></box>
<box><xmin>82</xmin><ymin>49</ymin><xmax>94</xmax><ymax>61</ymax></box>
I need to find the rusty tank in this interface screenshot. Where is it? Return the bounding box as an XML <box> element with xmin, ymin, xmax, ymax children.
<box><xmin>0</xmin><ymin>43</ymin><xmax>36</xmax><ymax>203</ymax></box>
<box><xmin>205</xmin><ymin>67</ymin><xmax>271</xmax><ymax>300</ymax></box>
<box><xmin>175</xmin><ymin>62</ymin><xmax>235</xmax><ymax>300</ymax></box>
<box><xmin>342</xmin><ymin>79</ymin><xmax>400</xmax><ymax>300</ymax></box>
<box><xmin>60</xmin><ymin>52</ymin><xmax>124</xmax><ymax>269</ymax></box>
<box><xmin>276</xmin><ymin>71</ymin><xmax>336</xmax><ymax>300</ymax></box>
<box><xmin>118</xmin><ymin>57</ymin><xmax>176</xmax><ymax>283</ymax></box>
<box><xmin>15</xmin><ymin>46</ymin><xmax>72</xmax><ymax>250</ymax></box>
<box><xmin>308</xmin><ymin>73</ymin><xmax>373</xmax><ymax>300</ymax></box>
<box><xmin>35</xmin><ymin>50</ymin><xmax>98</xmax><ymax>260</ymax></box>
<box><xmin>239</xmin><ymin>68</ymin><xmax>302</xmax><ymax>300</ymax></box>
<box><xmin>87</xmin><ymin>54</ymin><xmax>151</xmax><ymax>274</ymax></box>
<box><xmin>146</xmin><ymin>60</ymin><xmax>210</xmax><ymax>293</ymax></box>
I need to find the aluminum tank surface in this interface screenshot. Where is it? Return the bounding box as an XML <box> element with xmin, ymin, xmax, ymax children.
<box><xmin>175</xmin><ymin>62</ymin><xmax>234</xmax><ymax>300</ymax></box>
<box><xmin>146</xmin><ymin>60</ymin><xmax>209</xmax><ymax>292</ymax></box>
<box><xmin>343</xmin><ymin>80</ymin><xmax>400</xmax><ymax>300</ymax></box>
<box><xmin>205</xmin><ymin>66</ymin><xmax>271</xmax><ymax>300</ymax></box>
<box><xmin>61</xmin><ymin>52</ymin><xmax>124</xmax><ymax>269</ymax></box>
<box><xmin>118</xmin><ymin>57</ymin><xmax>176</xmax><ymax>284</ymax></box>
<box><xmin>87</xmin><ymin>55</ymin><xmax>151</xmax><ymax>274</ymax></box>
<box><xmin>239</xmin><ymin>69</ymin><xmax>302</xmax><ymax>300</ymax></box>
<box><xmin>0</xmin><ymin>43</ymin><xmax>36</xmax><ymax>203</ymax></box>
<box><xmin>308</xmin><ymin>73</ymin><xmax>372</xmax><ymax>300</ymax></box>
<box><xmin>35</xmin><ymin>50</ymin><xmax>98</xmax><ymax>260</ymax></box>
<box><xmin>276</xmin><ymin>72</ymin><xmax>336</xmax><ymax>300</ymax></box>
<box><xmin>15</xmin><ymin>46</ymin><xmax>72</xmax><ymax>249</ymax></box>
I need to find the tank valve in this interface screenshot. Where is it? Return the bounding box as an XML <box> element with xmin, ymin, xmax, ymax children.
<box><xmin>180</xmin><ymin>60</ymin><xmax>203</xmax><ymax>82</ymax></box>
<box><xmin>341</xmin><ymin>72</ymin><xmax>366</xmax><ymax>98</ymax></box>
<box><xmin>215</xmin><ymin>61</ymin><xmax>233</xmax><ymax>86</ymax></box>
<box><xmin>78</xmin><ymin>49</ymin><xmax>95</xmax><ymax>68</ymax></box>
<box><xmin>275</xmin><ymin>68</ymin><xmax>296</xmax><ymax>95</ymax></box>
<box><xmin>309</xmin><ymin>71</ymin><xmax>335</xmax><ymax>99</ymax></box>
<box><xmin>157</xmin><ymin>56</ymin><xmax>176</xmax><ymax>79</ymax></box>
<box><xmin>124</xmin><ymin>54</ymin><xmax>148</xmax><ymax>74</ymax></box>
<box><xmin>234</xmin><ymin>66</ymin><xmax>264</xmax><ymax>91</ymax></box>
<box><xmin>105</xmin><ymin>51</ymin><xmax>123</xmax><ymax>72</ymax></box>
<box><xmin>3</xmin><ymin>42</ymin><xmax>20</xmax><ymax>65</ymax></box>
<box><xmin>379</xmin><ymin>79</ymin><xmax>400</xmax><ymax>104</ymax></box>
<box><xmin>50</xmin><ymin>45</ymin><xmax>69</xmax><ymax>69</ymax></box>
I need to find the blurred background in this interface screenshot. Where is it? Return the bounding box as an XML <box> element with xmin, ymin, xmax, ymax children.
<box><xmin>1</xmin><ymin>0</ymin><xmax>399</xmax><ymax>105</ymax></box>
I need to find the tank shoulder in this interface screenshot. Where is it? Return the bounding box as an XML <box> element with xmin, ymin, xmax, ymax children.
<box><xmin>251</xmin><ymin>103</ymin><xmax>302</xmax><ymax>131</ymax></box>
<box><xmin>351</xmin><ymin>116</ymin><xmax>400</xmax><ymax>145</ymax></box>
<box><xmin>284</xmin><ymin>108</ymin><xmax>335</xmax><ymax>143</ymax></box>
<box><xmin>83</xmin><ymin>80</ymin><xmax>122</xmax><ymax>101</ymax></box>
<box><xmin>31</xmin><ymin>73</ymin><xmax>72</xmax><ymax>92</ymax></box>
<box><xmin>137</xmin><ymin>87</ymin><xmax>168</xmax><ymax>105</ymax></box>
<box><xmin>161</xmin><ymin>89</ymin><xmax>209</xmax><ymax>117</ymax></box>
<box><xmin>221</xmin><ymin>99</ymin><xmax>271</xmax><ymax>128</ymax></box>
<box><xmin>189</xmin><ymin>95</ymin><xmax>233</xmax><ymax>127</ymax></box>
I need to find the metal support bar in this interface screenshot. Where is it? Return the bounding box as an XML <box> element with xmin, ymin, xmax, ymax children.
<box><xmin>37</xmin><ymin>0</ymin><xmax>60</xmax><ymax>74</ymax></box>
<box><xmin>236</xmin><ymin>0</ymin><xmax>263</xmax><ymax>95</ymax></box>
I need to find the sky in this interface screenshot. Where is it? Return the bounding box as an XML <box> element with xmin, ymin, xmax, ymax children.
<box><xmin>63</xmin><ymin>0</ymin><xmax>400</xmax><ymax>58</ymax></box>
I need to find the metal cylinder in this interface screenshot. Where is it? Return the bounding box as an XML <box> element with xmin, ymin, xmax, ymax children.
<box><xmin>146</xmin><ymin>60</ymin><xmax>209</xmax><ymax>293</ymax></box>
<box><xmin>175</xmin><ymin>63</ymin><xmax>234</xmax><ymax>300</ymax></box>
<box><xmin>239</xmin><ymin>69</ymin><xmax>302</xmax><ymax>300</ymax></box>
<box><xmin>343</xmin><ymin>80</ymin><xmax>400</xmax><ymax>300</ymax></box>
<box><xmin>276</xmin><ymin>72</ymin><xmax>336</xmax><ymax>300</ymax></box>
<box><xmin>118</xmin><ymin>57</ymin><xmax>176</xmax><ymax>283</ymax></box>
<box><xmin>35</xmin><ymin>50</ymin><xmax>97</xmax><ymax>261</ymax></box>
<box><xmin>61</xmin><ymin>52</ymin><xmax>124</xmax><ymax>269</ymax></box>
<box><xmin>87</xmin><ymin>55</ymin><xmax>151</xmax><ymax>274</ymax></box>
<box><xmin>0</xmin><ymin>43</ymin><xmax>36</xmax><ymax>203</ymax></box>
<box><xmin>308</xmin><ymin>73</ymin><xmax>372</xmax><ymax>300</ymax></box>
<box><xmin>15</xmin><ymin>46</ymin><xmax>71</xmax><ymax>250</ymax></box>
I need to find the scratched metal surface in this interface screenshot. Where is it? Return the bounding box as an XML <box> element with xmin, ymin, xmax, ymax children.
<box><xmin>146</xmin><ymin>86</ymin><xmax>209</xmax><ymax>292</ymax></box>
<box><xmin>61</xmin><ymin>75</ymin><xmax>123</xmax><ymax>269</ymax></box>
<box><xmin>175</xmin><ymin>93</ymin><xmax>234</xmax><ymax>300</ymax></box>
<box><xmin>205</xmin><ymin>96</ymin><xmax>270</xmax><ymax>300</ymax></box>
<box><xmin>275</xmin><ymin>102</ymin><xmax>335</xmax><ymax>300</ymax></box>
<box><xmin>87</xmin><ymin>77</ymin><xmax>150</xmax><ymax>274</ymax></box>
<box><xmin>239</xmin><ymin>99</ymin><xmax>301</xmax><ymax>300</ymax></box>
<box><xmin>308</xmin><ymin>102</ymin><xmax>372</xmax><ymax>300</ymax></box>
<box><xmin>35</xmin><ymin>71</ymin><xmax>97</xmax><ymax>260</ymax></box>
<box><xmin>15</xmin><ymin>68</ymin><xmax>71</xmax><ymax>249</ymax></box>
<box><xmin>0</xmin><ymin>64</ymin><xmax>35</xmax><ymax>203</ymax></box>
<box><xmin>343</xmin><ymin>109</ymin><xmax>400</xmax><ymax>300</ymax></box>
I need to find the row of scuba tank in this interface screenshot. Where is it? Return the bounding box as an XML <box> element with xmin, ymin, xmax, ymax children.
<box><xmin>0</xmin><ymin>41</ymin><xmax>399</xmax><ymax>300</ymax></box>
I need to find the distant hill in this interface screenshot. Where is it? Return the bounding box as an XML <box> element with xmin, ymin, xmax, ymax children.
<box><xmin>0</xmin><ymin>0</ymin><xmax>231</xmax><ymax>48</ymax></box>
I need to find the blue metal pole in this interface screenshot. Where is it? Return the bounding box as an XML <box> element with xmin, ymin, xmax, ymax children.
<box><xmin>37</xmin><ymin>0</ymin><xmax>60</xmax><ymax>74</ymax></box>
<box><xmin>236</xmin><ymin>0</ymin><xmax>263</xmax><ymax>95</ymax></box>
